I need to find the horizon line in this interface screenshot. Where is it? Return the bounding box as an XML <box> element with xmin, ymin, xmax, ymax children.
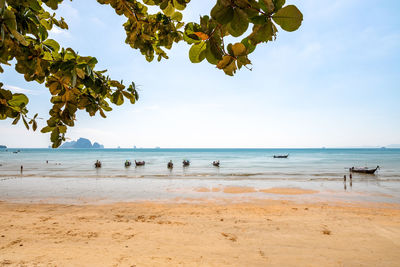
<box><xmin>2</xmin><ymin>147</ymin><xmax>399</xmax><ymax>149</ymax></box>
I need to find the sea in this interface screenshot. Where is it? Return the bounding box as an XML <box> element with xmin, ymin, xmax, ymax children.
<box><xmin>0</xmin><ymin>148</ymin><xmax>399</xmax><ymax>204</ymax></box>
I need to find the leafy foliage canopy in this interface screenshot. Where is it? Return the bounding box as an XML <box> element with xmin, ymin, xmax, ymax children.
<box><xmin>0</xmin><ymin>0</ymin><xmax>302</xmax><ymax>147</ymax></box>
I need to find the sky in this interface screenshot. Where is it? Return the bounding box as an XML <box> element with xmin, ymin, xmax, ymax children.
<box><xmin>1</xmin><ymin>0</ymin><xmax>399</xmax><ymax>148</ymax></box>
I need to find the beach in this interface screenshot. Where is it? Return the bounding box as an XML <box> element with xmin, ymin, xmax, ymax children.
<box><xmin>1</xmin><ymin>193</ymin><xmax>400</xmax><ymax>266</ymax></box>
<box><xmin>1</xmin><ymin>149</ymin><xmax>400</xmax><ymax>266</ymax></box>
<box><xmin>1</xmin><ymin>0</ymin><xmax>398</xmax><ymax>265</ymax></box>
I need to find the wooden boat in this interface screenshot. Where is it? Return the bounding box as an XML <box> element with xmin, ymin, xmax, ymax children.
<box><xmin>167</xmin><ymin>161</ymin><xmax>173</xmax><ymax>169</ymax></box>
<box><xmin>212</xmin><ymin>160</ymin><xmax>220</xmax><ymax>167</ymax></box>
<box><xmin>183</xmin><ymin>160</ymin><xmax>190</xmax><ymax>167</ymax></box>
<box><xmin>349</xmin><ymin>166</ymin><xmax>379</xmax><ymax>174</ymax></box>
<box><xmin>135</xmin><ymin>160</ymin><xmax>145</xmax><ymax>166</ymax></box>
<box><xmin>94</xmin><ymin>160</ymin><xmax>102</xmax><ymax>168</ymax></box>
<box><xmin>273</xmin><ymin>154</ymin><xmax>289</xmax><ymax>158</ymax></box>
<box><xmin>125</xmin><ymin>160</ymin><xmax>132</xmax><ymax>167</ymax></box>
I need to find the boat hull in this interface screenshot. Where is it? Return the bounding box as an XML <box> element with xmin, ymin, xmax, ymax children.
<box><xmin>273</xmin><ymin>155</ymin><xmax>288</xmax><ymax>158</ymax></box>
<box><xmin>350</xmin><ymin>167</ymin><xmax>378</xmax><ymax>174</ymax></box>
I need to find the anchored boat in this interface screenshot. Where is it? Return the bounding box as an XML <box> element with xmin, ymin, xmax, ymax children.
<box><xmin>135</xmin><ymin>160</ymin><xmax>145</xmax><ymax>166</ymax></box>
<box><xmin>125</xmin><ymin>160</ymin><xmax>132</xmax><ymax>167</ymax></box>
<box><xmin>349</xmin><ymin>166</ymin><xmax>379</xmax><ymax>174</ymax></box>
<box><xmin>273</xmin><ymin>154</ymin><xmax>289</xmax><ymax>159</ymax></box>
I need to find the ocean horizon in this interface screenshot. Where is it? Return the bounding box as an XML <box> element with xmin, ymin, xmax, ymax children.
<box><xmin>1</xmin><ymin>147</ymin><xmax>399</xmax><ymax>178</ymax></box>
<box><xmin>1</xmin><ymin>148</ymin><xmax>399</xmax><ymax>204</ymax></box>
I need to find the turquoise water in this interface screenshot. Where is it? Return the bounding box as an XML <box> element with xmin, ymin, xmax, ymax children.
<box><xmin>0</xmin><ymin>148</ymin><xmax>399</xmax><ymax>180</ymax></box>
<box><xmin>0</xmin><ymin>148</ymin><xmax>399</xmax><ymax>203</ymax></box>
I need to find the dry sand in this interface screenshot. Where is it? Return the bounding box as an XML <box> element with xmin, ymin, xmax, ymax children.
<box><xmin>1</xmin><ymin>198</ymin><xmax>400</xmax><ymax>266</ymax></box>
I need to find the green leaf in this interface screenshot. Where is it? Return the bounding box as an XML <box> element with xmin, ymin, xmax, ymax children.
<box><xmin>11</xmin><ymin>30</ymin><xmax>29</xmax><ymax>46</ymax></box>
<box><xmin>205</xmin><ymin>40</ymin><xmax>222</xmax><ymax>65</ymax></box>
<box><xmin>27</xmin><ymin>0</ymin><xmax>42</xmax><ymax>11</ymax></box>
<box><xmin>8</xmin><ymin>94</ymin><xmax>29</xmax><ymax>108</ymax></box>
<box><xmin>249</xmin><ymin>20</ymin><xmax>274</xmax><ymax>43</ymax></box>
<box><xmin>173</xmin><ymin>0</ymin><xmax>186</xmax><ymax>10</ymax></box>
<box><xmin>43</xmin><ymin>39</ymin><xmax>60</xmax><ymax>52</ymax></box>
<box><xmin>231</xmin><ymin>43</ymin><xmax>247</xmax><ymax>57</ymax></box>
<box><xmin>171</xmin><ymin>11</ymin><xmax>183</xmax><ymax>21</ymax></box>
<box><xmin>273</xmin><ymin>0</ymin><xmax>286</xmax><ymax>11</ymax></box>
<box><xmin>163</xmin><ymin>3</ymin><xmax>175</xmax><ymax>16</ymax></box>
<box><xmin>222</xmin><ymin>60</ymin><xmax>237</xmax><ymax>76</ymax></box>
<box><xmin>41</xmin><ymin>126</ymin><xmax>53</xmax><ymax>133</ymax></box>
<box><xmin>99</xmin><ymin>108</ymin><xmax>106</xmax><ymax>118</ymax></box>
<box><xmin>111</xmin><ymin>91</ymin><xmax>124</xmax><ymax>105</ymax></box>
<box><xmin>237</xmin><ymin>55</ymin><xmax>251</xmax><ymax>69</ymax></box>
<box><xmin>43</xmin><ymin>0</ymin><xmax>60</xmax><ymax>10</ymax></box>
<box><xmin>227</xmin><ymin>8</ymin><xmax>249</xmax><ymax>37</ymax></box>
<box><xmin>211</xmin><ymin>3</ymin><xmax>234</xmax><ymax>25</ymax></box>
<box><xmin>241</xmin><ymin>38</ymin><xmax>257</xmax><ymax>54</ymax></box>
<box><xmin>272</xmin><ymin>5</ymin><xmax>303</xmax><ymax>32</ymax></box>
<box><xmin>50</xmin><ymin>127</ymin><xmax>60</xmax><ymax>142</ymax></box>
<box><xmin>3</xmin><ymin>9</ymin><xmax>17</xmax><ymax>30</ymax></box>
<box><xmin>217</xmin><ymin>55</ymin><xmax>234</xmax><ymax>69</ymax></box>
<box><xmin>0</xmin><ymin>89</ymin><xmax>12</xmax><ymax>100</ymax></box>
<box><xmin>189</xmin><ymin>42</ymin><xmax>207</xmax><ymax>63</ymax></box>
<box><xmin>22</xmin><ymin>116</ymin><xmax>29</xmax><ymax>130</ymax></box>
<box><xmin>47</xmin><ymin>117</ymin><xmax>56</xmax><ymax>127</ymax></box>
<box><xmin>183</xmin><ymin>22</ymin><xmax>202</xmax><ymax>44</ymax></box>
<box><xmin>58</xmin><ymin>125</ymin><xmax>67</xmax><ymax>133</ymax></box>
<box><xmin>249</xmin><ymin>15</ymin><xmax>267</xmax><ymax>25</ymax></box>
<box><xmin>12</xmin><ymin>115</ymin><xmax>21</xmax><ymax>125</ymax></box>
<box><xmin>260</xmin><ymin>0</ymin><xmax>275</xmax><ymax>14</ymax></box>
<box><xmin>122</xmin><ymin>91</ymin><xmax>136</xmax><ymax>104</ymax></box>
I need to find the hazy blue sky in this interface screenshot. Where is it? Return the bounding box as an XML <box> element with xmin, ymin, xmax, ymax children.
<box><xmin>1</xmin><ymin>0</ymin><xmax>399</xmax><ymax>148</ymax></box>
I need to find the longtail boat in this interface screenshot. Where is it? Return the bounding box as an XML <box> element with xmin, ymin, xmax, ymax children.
<box><xmin>273</xmin><ymin>154</ymin><xmax>289</xmax><ymax>158</ymax></box>
<box><xmin>349</xmin><ymin>166</ymin><xmax>379</xmax><ymax>174</ymax></box>
<box><xmin>125</xmin><ymin>160</ymin><xmax>132</xmax><ymax>167</ymax></box>
<box><xmin>135</xmin><ymin>160</ymin><xmax>145</xmax><ymax>166</ymax></box>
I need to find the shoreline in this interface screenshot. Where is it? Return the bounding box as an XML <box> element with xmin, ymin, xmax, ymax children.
<box><xmin>1</xmin><ymin>198</ymin><xmax>399</xmax><ymax>266</ymax></box>
<box><xmin>1</xmin><ymin>177</ymin><xmax>399</xmax><ymax>205</ymax></box>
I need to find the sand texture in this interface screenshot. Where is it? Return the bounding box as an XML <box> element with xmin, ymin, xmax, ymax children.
<box><xmin>1</xmin><ymin>200</ymin><xmax>400</xmax><ymax>266</ymax></box>
<box><xmin>194</xmin><ymin>186</ymin><xmax>318</xmax><ymax>195</ymax></box>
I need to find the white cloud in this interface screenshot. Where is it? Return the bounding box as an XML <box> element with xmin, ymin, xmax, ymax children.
<box><xmin>3</xmin><ymin>85</ymin><xmax>41</xmax><ymax>95</ymax></box>
<box><xmin>90</xmin><ymin>17</ymin><xmax>106</xmax><ymax>28</ymax></box>
<box><xmin>59</xmin><ymin>3</ymin><xmax>79</xmax><ymax>20</ymax></box>
<box><xmin>49</xmin><ymin>27</ymin><xmax>72</xmax><ymax>39</ymax></box>
<box><xmin>130</xmin><ymin>105</ymin><xmax>161</xmax><ymax>113</ymax></box>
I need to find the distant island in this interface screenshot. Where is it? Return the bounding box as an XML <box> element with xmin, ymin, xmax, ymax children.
<box><xmin>59</xmin><ymin>138</ymin><xmax>104</xmax><ymax>149</ymax></box>
<box><xmin>0</xmin><ymin>145</ymin><xmax>6</xmax><ymax>149</ymax></box>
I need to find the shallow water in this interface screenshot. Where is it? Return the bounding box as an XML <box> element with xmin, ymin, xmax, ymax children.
<box><xmin>1</xmin><ymin>148</ymin><xmax>399</xmax><ymax>180</ymax></box>
<box><xmin>0</xmin><ymin>148</ymin><xmax>399</xmax><ymax>203</ymax></box>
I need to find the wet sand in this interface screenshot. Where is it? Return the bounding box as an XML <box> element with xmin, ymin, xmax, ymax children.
<box><xmin>194</xmin><ymin>186</ymin><xmax>318</xmax><ymax>195</ymax></box>
<box><xmin>259</xmin><ymin>187</ymin><xmax>318</xmax><ymax>195</ymax></box>
<box><xmin>1</xmin><ymin>197</ymin><xmax>400</xmax><ymax>266</ymax></box>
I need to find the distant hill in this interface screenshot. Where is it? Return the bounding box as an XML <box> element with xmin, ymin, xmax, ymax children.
<box><xmin>0</xmin><ymin>145</ymin><xmax>6</xmax><ymax>149</ymax></box>
<box><xmin>60</xmin><ymin>138</ymin><xmax>104</xmax><ymax>149</ymax></box>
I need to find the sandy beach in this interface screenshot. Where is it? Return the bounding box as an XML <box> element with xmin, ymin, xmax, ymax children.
<box><xmin>1</xmin><ymin>192</ymin><xmax>400</xmax><ymax>266</ymax></box>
